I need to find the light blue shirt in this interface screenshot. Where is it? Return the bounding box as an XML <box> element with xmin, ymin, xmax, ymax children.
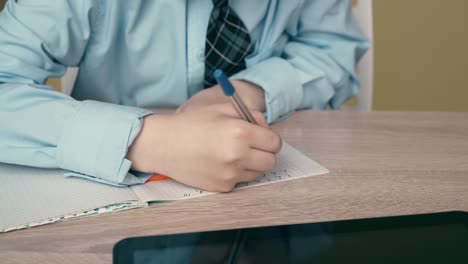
<box><xmin>0</xmin><ymin>0</ymin><xmax>368</xmax><ymax>186</ymax></box>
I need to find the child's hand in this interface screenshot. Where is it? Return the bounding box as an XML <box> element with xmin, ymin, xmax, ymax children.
<box><xmin>127</xmin><ymin>104</ymin><xmax>282</xmax><ymax>192</ymax></box>
<box><xmin>176</xmin><ymin>80</ymin><xmax>266</xmax><ymax>113</ymax></box>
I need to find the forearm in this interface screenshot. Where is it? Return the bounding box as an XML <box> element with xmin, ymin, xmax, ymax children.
<box><xmin>0</xmin><ymin>82</ymin><xmax>153</xmax><ymax>186</ymax></box>
<box><xmin>232</xmin><ymin>0</ymin><xmax>370</xmax><ymax>122</ymax></box>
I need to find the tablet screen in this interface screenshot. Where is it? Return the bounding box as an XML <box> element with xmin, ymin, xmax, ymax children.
<box><xmin>114</xmin><ymin>212</ymin><xmax>468</xmax><ymax>264</ymax></box>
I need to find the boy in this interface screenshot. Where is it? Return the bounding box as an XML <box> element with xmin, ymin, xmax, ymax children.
<box><xmin>0</xmin><ymin>0</ymin><xmax>368</xmax><ymax>192</ymax></box>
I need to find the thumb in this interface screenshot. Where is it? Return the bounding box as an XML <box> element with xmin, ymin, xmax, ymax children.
<box><xmin>252</xmin><ymin>111</ymin><xmax>269</xmax><ymax>129</ymax></box>
<box><xmin>176</xmin><ymin>102</ymin><xmax>188</xmax><ymax>114</ymax></box>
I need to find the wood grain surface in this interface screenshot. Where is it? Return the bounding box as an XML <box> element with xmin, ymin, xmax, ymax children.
<box><xmin>1</xmin><ymin>111</ymin><xmax>467</xmax><ymax>264</ymax></box>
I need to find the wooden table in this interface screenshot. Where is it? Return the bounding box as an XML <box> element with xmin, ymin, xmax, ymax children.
<box><xmin>1</xmin><ymin>111</ymin><xmax>468</xmax><ymax>263</ymax></box>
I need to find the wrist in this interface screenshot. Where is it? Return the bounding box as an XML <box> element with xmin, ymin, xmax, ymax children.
<box><xmin>127</xmin><ymin>114</ymin><xmax>171</xmax><ymax>174</ymax></box>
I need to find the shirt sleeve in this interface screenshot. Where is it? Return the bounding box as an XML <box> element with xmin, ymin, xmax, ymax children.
<box><xmin>0</xmin><ymin>0</ymin><xmax>152</xmax><ymax>186</ymax></box>
<box><xmin>232</xmin><ymin>0</ymin><xmax>370</xmax><ymax>123</ymax></box>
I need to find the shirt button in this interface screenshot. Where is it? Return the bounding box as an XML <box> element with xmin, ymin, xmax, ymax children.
<box><xmin>198</xmin><ymin>50</ymin><xmax>205</xmax><ymax>62</ymax></box>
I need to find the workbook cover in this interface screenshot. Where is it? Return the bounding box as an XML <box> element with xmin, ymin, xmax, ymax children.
<box><xmin>0</xmin><ymin>142</ymin><xmax>328</xmax><ymax>233</ymax></box>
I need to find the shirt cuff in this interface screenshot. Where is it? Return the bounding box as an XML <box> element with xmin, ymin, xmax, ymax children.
<box><xmin>231</xmin><ymin>57</ymin><xmax>303</xmax><ymax>123</ymax></box>
<box><xmin>56</xmin><ymin>100</ymin><xmax>153</xmax><ymax>186</ymax></box>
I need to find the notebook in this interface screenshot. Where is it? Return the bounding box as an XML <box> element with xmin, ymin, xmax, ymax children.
<box><xmin>0</xmin><ymin>142</ymin><xmax>328</xmax><ymax>232</ymax></box>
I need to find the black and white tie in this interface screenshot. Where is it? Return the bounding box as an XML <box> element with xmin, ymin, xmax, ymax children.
<box><xmin>204</xmin><ymin>0</ymin><xmax>254</xmax><ymax>88</ymax></box>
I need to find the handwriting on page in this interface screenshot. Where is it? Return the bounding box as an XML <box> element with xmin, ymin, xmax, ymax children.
<box><xmin>181</xmin><ymin>168</ymin><xmax>295</xmax><ymax>198</ymax></box>
<box><xmin>236</xmin><ymin>169</ymin><xmax>293</xmax><ymax>188</ymax></box>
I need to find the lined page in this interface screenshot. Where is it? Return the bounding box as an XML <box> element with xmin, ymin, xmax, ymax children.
<box><xmin>132</xmin><ymin>142</ymin><xmax>329</xmax><ymax>202</ymax></box>
<box><xmin>0</xmin><ymin>164</ymin><xmax>141</xmax><ymax>232</ymax></box>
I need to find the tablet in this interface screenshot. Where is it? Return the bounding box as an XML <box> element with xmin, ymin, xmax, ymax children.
<box><xmin>114</xmin><ymin>211</ymin><xmax>468</xmax><ymax>264</ymax></box>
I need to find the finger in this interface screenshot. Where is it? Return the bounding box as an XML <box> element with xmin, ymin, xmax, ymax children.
<box><xmin>241</xmin><ymin>149</ymin><xmax>277</xmax><ymax>172</ymax></box>
<box><xmin>251</xmin><ymin>111</ymin><xmax>269</xmax><ymax>129</ymax></box>
<box><xmin>175</xmin><ymin>104</ymin><xmax>186</xmax><ymax>113</ymax></box>
<box><xmin>247</xmin><ymin>125</ymin><xmax>282</xmax><ymax>153</ymax></box>
<box><xmin>239</xmin><ymin>169</ymin><xmax>264</xmax><ymax>183</ymax></box>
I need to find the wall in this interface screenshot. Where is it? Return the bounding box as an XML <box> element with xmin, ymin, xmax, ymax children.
<box><xmin>1</xmin><ymin>0</ymin><xmax>467</xmax><ymax>111</ymax></box>
<box><xmin>373</xmin><ymin>0</ymin><xmax>468</xmax><ymax>111</ymax></box>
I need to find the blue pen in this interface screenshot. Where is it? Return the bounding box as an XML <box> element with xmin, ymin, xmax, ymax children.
<box><xmin>213</xmin><ymin>69</ymin><xmax>258</xmax><ymax>125</ymax></box>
